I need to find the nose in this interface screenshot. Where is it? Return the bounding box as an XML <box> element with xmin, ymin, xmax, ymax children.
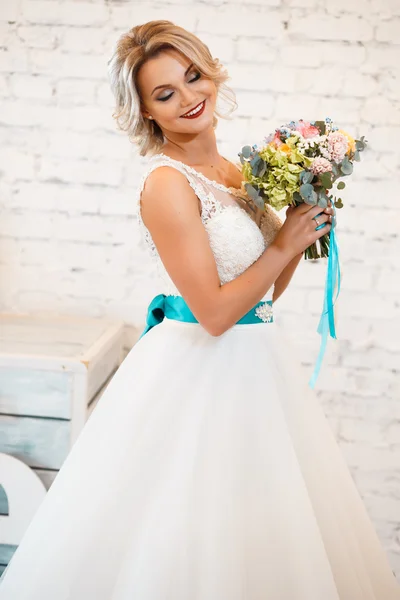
<box><xmin>180</xmin><ymin>84</ymin><xmax>197</xmax><ymax>109</ymax></box>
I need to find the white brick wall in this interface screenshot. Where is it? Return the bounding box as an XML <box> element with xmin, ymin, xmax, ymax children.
<box><xmin>1</xmin><ymin>0</ymin><xmax>400</xmax><ymax>574</ymax></box>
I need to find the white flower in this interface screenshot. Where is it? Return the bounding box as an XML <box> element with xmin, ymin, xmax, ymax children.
<box><xmin>255</xmin><ymin>302</ymin><xmax>273</xmax><ymax>323</ymax></box>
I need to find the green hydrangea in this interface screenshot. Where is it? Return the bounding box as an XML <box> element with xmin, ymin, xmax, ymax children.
<box><xmin>242</xmin><ymin>137</ymin><xmax>313</xmax><ymax>211</ymax></box>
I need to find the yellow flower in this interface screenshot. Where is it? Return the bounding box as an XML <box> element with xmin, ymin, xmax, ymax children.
<box><xmin>278</xmin><ymin>143</ymin><xmax>291</xmax><ymax>154</ymax></box>
<box><xmin>338</xmin><ymin>129</ymin><xmax>356</xmax><ymax>155</ymax></box>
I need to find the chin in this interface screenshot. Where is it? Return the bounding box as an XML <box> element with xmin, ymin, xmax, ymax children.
<box><xmin>182</xmin><ymin>119</ymin><xmax>213</xmax><ymax>133</ymax></box>
<box><xmin>179</xmin><ymin>104</ymin><xmax>215</xmax><ymax>132</ymax></box>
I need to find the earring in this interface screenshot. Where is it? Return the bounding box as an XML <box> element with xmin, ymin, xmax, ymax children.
<box><xmin>148</xmin><ymin>115</ymin><xmax>154</xmax><ymax>120</ymax></box>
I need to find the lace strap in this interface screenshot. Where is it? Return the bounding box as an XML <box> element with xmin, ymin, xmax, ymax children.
<box><xmin>137</xmin><ymin>158</ymin><xmax>201</xmax><ymax>212</ymax></box>
<box><xmin>135</xmin><ymin>156</ymin><xmax>221</xmax><ymax>257</ymax></box>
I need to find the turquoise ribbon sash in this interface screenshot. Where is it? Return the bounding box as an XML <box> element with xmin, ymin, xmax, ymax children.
<box><xmin>139</xmin><ymin>294</ymin><xmax>273</xmax><ymax>340</ymax></box>
<box><xmin>139</xmin><ymin>224</ymin><xmax>340</xmax><ymax>390</ymax></box>
<box><xmin>309</xmin><ymin>211</ymin><xmax>341</xmax><ymax>388</ymax></box>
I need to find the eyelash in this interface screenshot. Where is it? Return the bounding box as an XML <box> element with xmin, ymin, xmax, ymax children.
<box><xmin>157</xmin><ymin>71</ymin><xmax>201</xmax><ymax>102</ymax></box>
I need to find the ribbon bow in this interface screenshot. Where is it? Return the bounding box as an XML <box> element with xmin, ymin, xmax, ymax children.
<box><xmin>139</xmin><ymin>294</ymin><xmax>198</xmax><ymax>339</ymax></box>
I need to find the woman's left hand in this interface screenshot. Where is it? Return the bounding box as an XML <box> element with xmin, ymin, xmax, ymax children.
<box><xmin>286</xmin><ymin>200</ymin><xmax>334</xmax><ymax>223</ymax></box>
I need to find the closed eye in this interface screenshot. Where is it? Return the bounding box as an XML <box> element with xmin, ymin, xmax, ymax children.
<box><xmin>157</xmin><ymin>71</ymin><xmax>202</xmax><ymax>102</ymax></box>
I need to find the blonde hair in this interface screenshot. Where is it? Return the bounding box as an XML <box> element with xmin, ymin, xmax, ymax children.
<box><xmin>107</xmin><ymin>20</ymin><xmax>237</xmax><ymax>156</ymax></box>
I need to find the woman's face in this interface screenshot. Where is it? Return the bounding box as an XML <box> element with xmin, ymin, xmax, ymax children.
<box><xmin>137</xmin><ymin>49</ymin><xmax>217</xmax><ymax>136</ymax></box>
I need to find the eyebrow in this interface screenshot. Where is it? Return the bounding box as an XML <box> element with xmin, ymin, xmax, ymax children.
<box><xmin>150</xmin><ymin>63</ymin><xmax>194</xmax><ymax>97</ymax></box>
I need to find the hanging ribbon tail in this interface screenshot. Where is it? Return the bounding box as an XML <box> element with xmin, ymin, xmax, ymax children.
<box><xmin>309</xmin><ymin>222</ymin><xmax>341</xmax><ymax>389</ymax></box>
<box><xmin>139</xmin><ymin>293</ymin><xmax>167</xmax><ymax>339</ymax></box>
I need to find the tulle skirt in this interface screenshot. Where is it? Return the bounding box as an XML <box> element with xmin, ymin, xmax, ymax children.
<box><xmin>1</xmin><ymin>317</ymin><xmax>399</xmax><ymax>599</ymax></box>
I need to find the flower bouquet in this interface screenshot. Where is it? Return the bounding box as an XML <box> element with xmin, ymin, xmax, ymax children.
<box><xmin>238</xmin><ymin>117</ymin><xmax>367</xmax><ymax>260</ymax></box>
<box><xmin>238</xmin><ymin>118</ymin><xmax>368</xmax><ymax>388</ymax></box>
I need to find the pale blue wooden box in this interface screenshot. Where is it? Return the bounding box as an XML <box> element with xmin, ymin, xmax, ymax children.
<box><xmin>0</xmin><ymin>314</ymin><xmax>125</xmax><ymax>575</ymax></box>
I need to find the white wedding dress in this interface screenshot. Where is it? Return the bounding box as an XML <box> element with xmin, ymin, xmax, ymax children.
<box><xmin>0</xmin><ymin>153</ymin><xmax>399</xmax><ymax>599</ymax></box>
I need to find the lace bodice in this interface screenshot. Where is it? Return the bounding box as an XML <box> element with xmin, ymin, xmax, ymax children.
<box><xmin>135</xmin><ymin>153</ymin><xmax>283</xmax><ymax>302</ymax></box>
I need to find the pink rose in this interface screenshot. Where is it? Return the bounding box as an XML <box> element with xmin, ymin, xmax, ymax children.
<box><xmin>295</xmin><ymin>120</ymin><xmax>320</xmax><ymax>139</ymax></box>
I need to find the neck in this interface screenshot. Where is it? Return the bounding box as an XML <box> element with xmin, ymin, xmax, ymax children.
<box><xmin>160</xmin><ymin>126</ymin><xmax>222</xmax><ymax>167</ymax></box>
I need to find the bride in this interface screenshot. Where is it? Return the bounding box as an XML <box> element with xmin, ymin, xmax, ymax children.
<box><xmin>1</xmin><ymin>19</ymin><xmax>399</xmax><ymax>600</ymax></box>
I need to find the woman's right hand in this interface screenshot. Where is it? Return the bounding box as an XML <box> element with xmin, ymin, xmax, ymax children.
<box><xmin>272</xmin><ymin>201</ymin><xmax>334</xmax><ymax>259</ymax></box>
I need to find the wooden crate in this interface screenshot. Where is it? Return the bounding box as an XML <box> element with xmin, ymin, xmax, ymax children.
<box><xmin>0</xmin><ymin>313</ymin><xmax>125</xmax><ymax>575</ymax></box>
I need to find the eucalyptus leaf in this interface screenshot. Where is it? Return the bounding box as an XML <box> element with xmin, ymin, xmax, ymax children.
<box><xmin>241</xmin><ymin>145</ymin><xmax>252</xmax><ymax>159</ymax></box>
<box><xmin>300</xmin><ymin>170</ymin><xmax>311</xmax><ymax>184</ymax></box>
<box><xmin>257</xmin><ymin>160</ymin><xmax>267</xmax><ymax>177</ymax></box>
<box><xmin>304</xmin><ymin>190</ymin><xmax>318</xmax><ymax>205</ymax></box>
<box><xmin>300</xmin><ymin>183</ymin><xmax>317</xmax><ymax>205</ymax></box>
<box><xmin>293</xmin><ymin>191</ymin><xmax>303</xmax><ymax>205</ymax></box>
<box><xmin>244</xmin><ymin>182</ymin><xmax>260</xmax><ymax>200</ymax></box>
<box><xmin>337</xmin><ymin>181</ymin><xmax>346</xmax><ymax>190</ymax></box>
<box><xmin>250</xmin><ymin>154</ymin><xmax>261</xmax><ymax>168</ymax></box>
<box><xmin>340</xmin><ymin>160</ymin><xmax>353</xmax><ymax>175</ymax></box>
<box><xmin>317</xmin><ymin>191</ymin><xmax>329</xmax><ymax>208</ymax></box>
<box><xmin>354</xmin><ymin>150</ymin><xmax>360</xmax><ymax>161</ymax></box>
<box><xmin>355</xmin><ymin>136</ymin><xmax>367</xmax><ymax>151</ymax></box>
<box><xmin>334</xmin><ymin>198</ymin><xmax>344</xmax><ymax>208</ymax></box>
<box><xmin>331</xmin><ymin>163</ymin><xmax>340</xmax><ymax>177</ymax></box>
<box><xmin>319</xmin><ymin>172</ymin><xmax>333</xmax><ymax>189</ymax></box>
<box><xmin>300</xmin><ymin>182</ymin><xmax>314</xmax><ymax>199</ymax></box>
<box><xmin>254</xmin><ymin>195</ymin><xmax>265</xmax><ymax>210</ymax></box>
<box><xmin>302</xmin><ymin>171</ymin><xmax>314</xmax><ymax>184</ymax></box>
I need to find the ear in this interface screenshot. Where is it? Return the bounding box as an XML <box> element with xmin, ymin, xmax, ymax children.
<box><xmin>141</xmin><ymin>106</ymin><xmax>152</xmax><ymax>120</ymax></box>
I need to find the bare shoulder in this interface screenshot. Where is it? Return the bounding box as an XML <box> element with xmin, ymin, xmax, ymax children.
<box><xmin>140</xmin><ymin>165</ymin><xmax>201</xmax><ymax>225</ymax></box>
<box><xmin>141</xmin><ymin>165</ymin><xmax>193</xmax><ymax>203</ymax></box>
<box><xmin>140</xmin><ymin>165</ymin><xmax>201</xmax><ymax>232</ymax></box>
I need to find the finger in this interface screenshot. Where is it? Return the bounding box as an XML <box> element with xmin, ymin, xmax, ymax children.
<box><xmin>295</xmin><ymin>202</ymin><xmax>316</xmax><ymax>215</ymax></box>
<box><xmin>298</xmin><ymin>202</ymin><xmax>334</xmax><ymax>217</ymax></box>
<box><xmin>285</xmin><ymin>205</ymin><xmax>296</xmax><ymax>217</ymax></box>
<box><xmin>312</xmin><ymin>213</ymin><xmax>330</xmax><ymax>227</ymax></box>
<box><xmin>312</xmin><ymin>206</ymin><xmax>335</xmax><ymax>219</ymax></box>
<box><xmin>307</xmin><ymin>204</ymin><xmax>330</xmax><ymax>219</ymax></box>
<box><xmin>311</xmin><ymin>214</ymin><xmax>333</xmax><ymax>235</ymax></box>
<box><xmin>314</xmin><ymin>221</ymin><xmax>332</xmax><ymax>238</ymax></box>
<box><xmin>322</xmin><ymin>206</ymin><xmax>334</xmax><ymax>215</ymax></box>
<box><xmin>321</xmin><ymin>223</ymin><xmax>332</xmax><ymax>234</ymax></box>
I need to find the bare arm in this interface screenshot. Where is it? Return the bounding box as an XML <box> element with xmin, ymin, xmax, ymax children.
<box><xmin>140</xmin><ymin>167</ymin><xmax>331</xmax><ymax>336</ymax></box>
<box><xmin>249</xmin><ymin>201</ymin><xmax>303</xmax><ymax>303</ymax></box>
<box><xmin>273</xmin><ymin>252</ymin><xmax>303</xmax><ymax>302</ymax></box>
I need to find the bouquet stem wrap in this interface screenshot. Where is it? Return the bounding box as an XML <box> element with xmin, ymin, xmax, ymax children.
<box><xmin>309</xmin><ymin>214</ymin><xmax>341</xmax><ymax>388</ymax></box>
